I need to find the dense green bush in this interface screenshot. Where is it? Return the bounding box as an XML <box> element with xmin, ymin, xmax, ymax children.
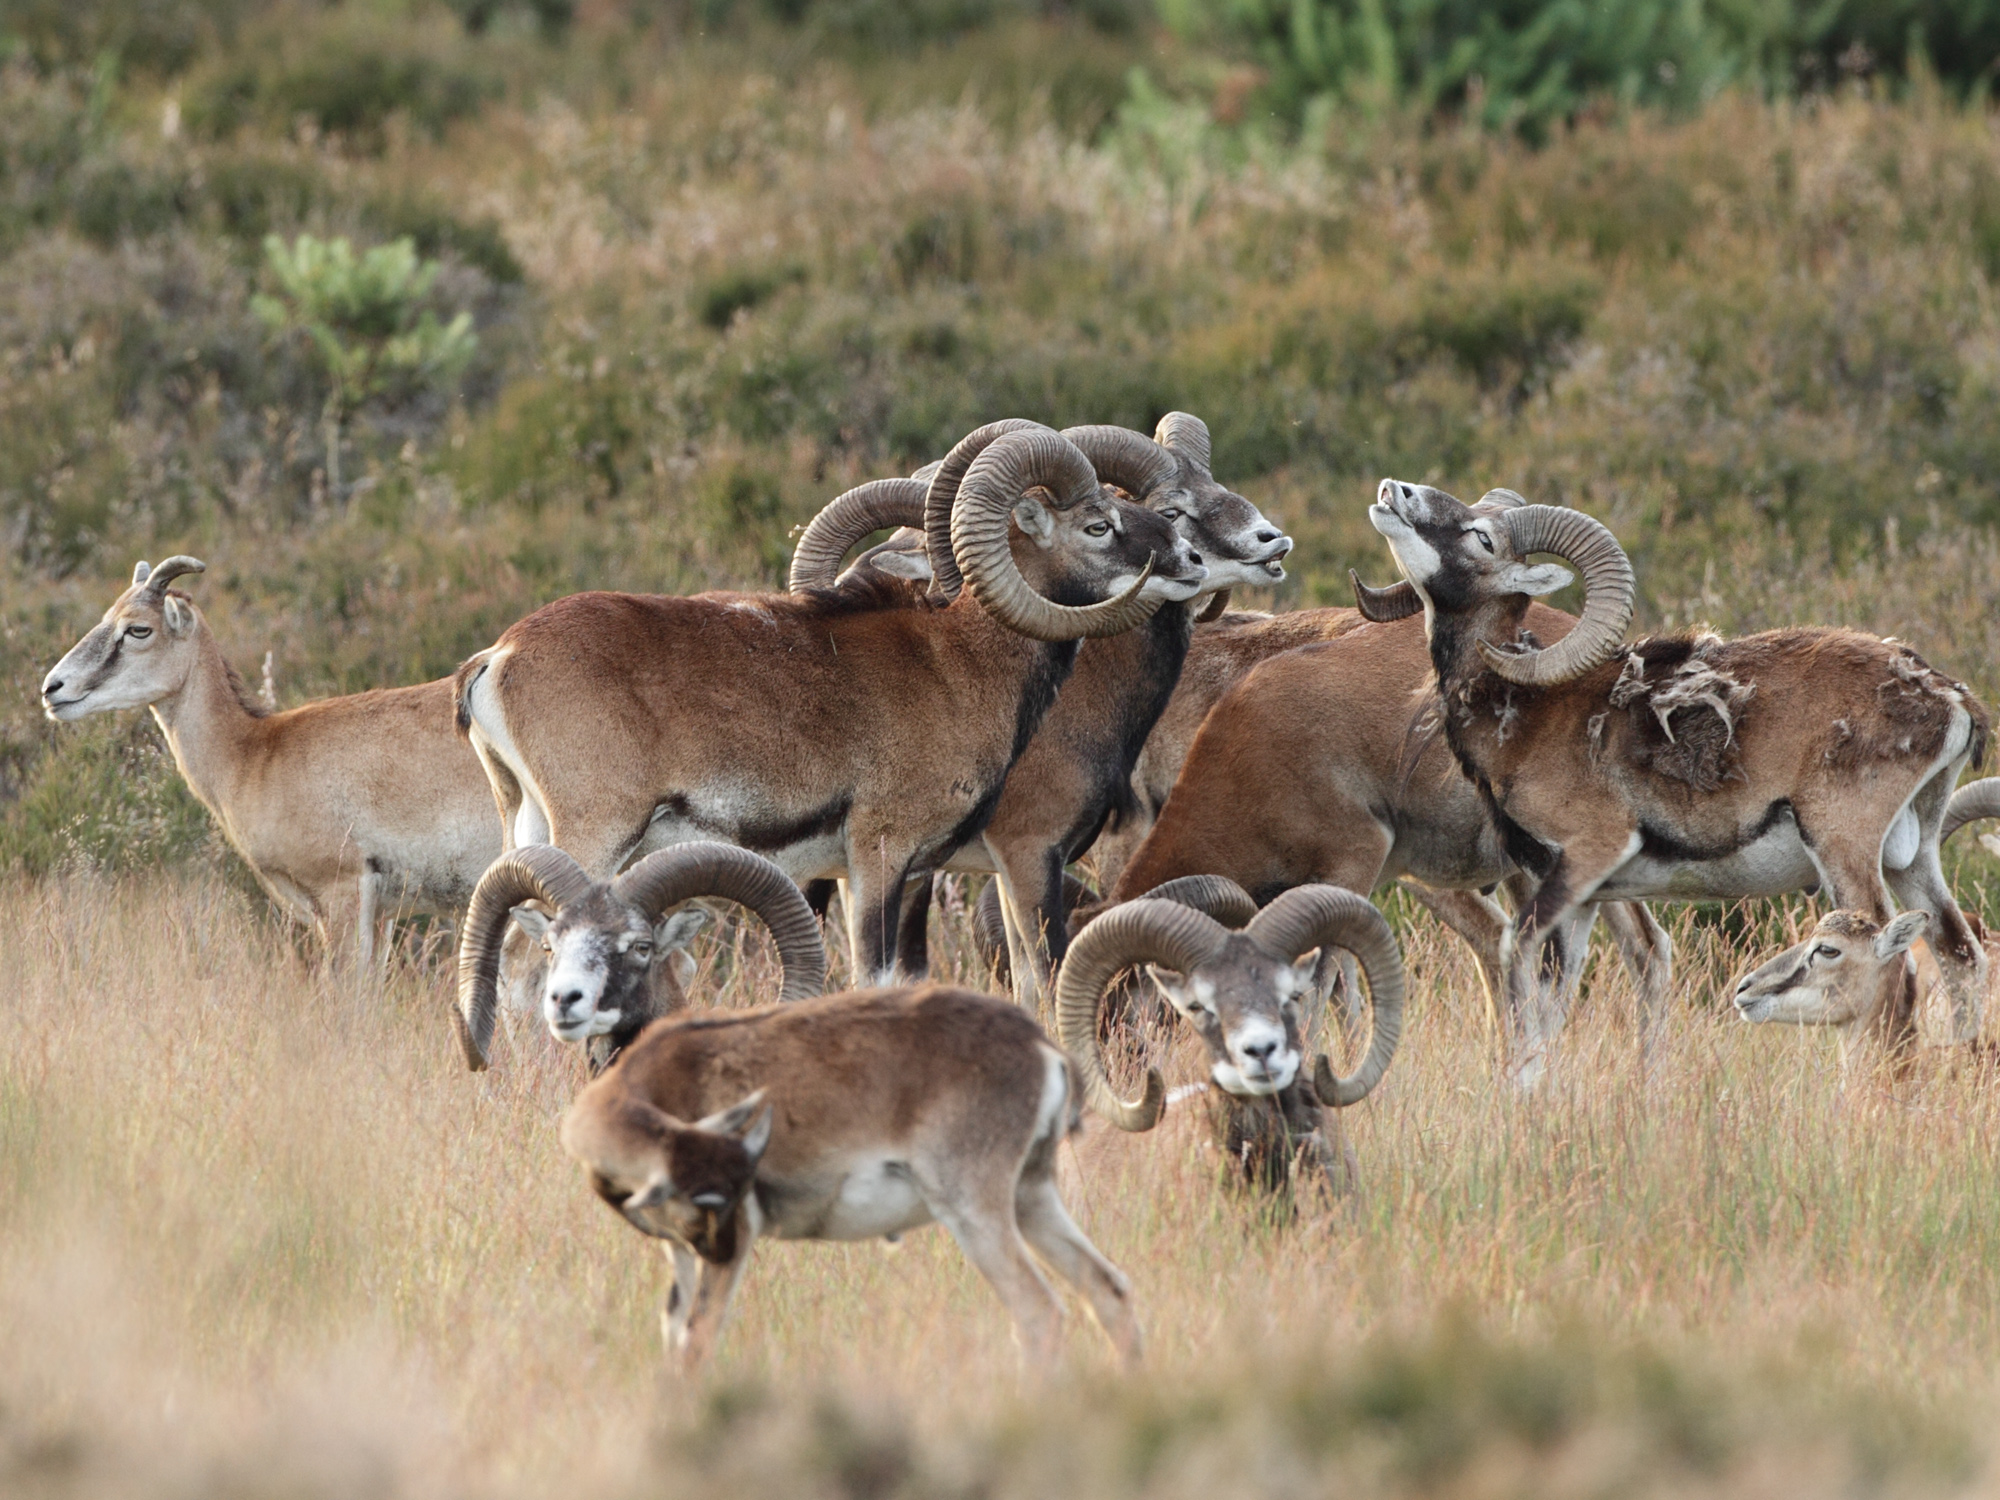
<box><xmin>1166</xmin><ymin>0</ymin><xmax>2000</xmax><ymax>139</ymax></box>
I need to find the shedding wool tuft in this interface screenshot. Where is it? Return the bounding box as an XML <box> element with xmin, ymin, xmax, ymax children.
<box><xmin>1606</xmin><ymin>642</ymin><xmax>1757</xmax><ymax>790</ymax></box>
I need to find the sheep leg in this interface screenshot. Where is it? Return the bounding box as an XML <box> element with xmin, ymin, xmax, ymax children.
<box><xmin>1403</xmin><ymin>882</ymin><xmax>1510</xmax><ymax>1023</ymax></box>
<box><xmin>1600</xmin><ymin>901</ymin><xmax>1674</xmax><ymax>1067</ymax></box>
<box><xmin>355</xmin><ymin>865</ymin><xmax>381</xmax><ymax>982</ymax></box>
<box><xmin>920</xmin><ymin>1179</ymin><xmax>1065</xmax><ymax>1367</ymax></box>
<box><xmin>1503</xmin><ymin>827</ymin><xmax>1639</xmax><ymax>1090</ymax></box>
<box><xmin>660</xmin><ymin>1235</ymin><xmax>753</xmax><ymax>1372</ymax></box>
<box><xmin>1884</xmin><ymin>772</ymin><xmax>1987</xmax><ymax>1041</ymax></box>
<box><xmin>841</xmin><ymin>829</ymin><xmax>921</xmax><ymax>987</ymax></box>
<box><xmin>895</xmin><ymin>874</ymin><xmax>934</xmax><ymax>981</ymax></box>
<box><xmin>1013</xmin><ymin>1177</ymin><xmax>1142</xmax><ymax>1365</ymax></box>
<box><xmin>988</xmin><ymin>842</ymin><xmax>1067</xmax><ymax>1015</ymax></box>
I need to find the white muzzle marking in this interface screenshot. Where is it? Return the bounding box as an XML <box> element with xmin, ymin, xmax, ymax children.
<box><xmin>544</xmin><ymin>937</ymin><xmax>617</xmax><ymax>1041</ymax></box>
<box><xmin>1217</xmin><ymin>1016</ymin><xmax>1298</xmax><ymax>1096</ymax></box>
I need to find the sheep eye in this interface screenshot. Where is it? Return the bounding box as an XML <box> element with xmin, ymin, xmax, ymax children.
<box><xmin>1159</xmin><ymin>508</ymin><xmax>1182</xmax><ymax>521</ymax></box>
<box><xmin>126</xmin><ymin>625</ymin><xmax>153</xmax><ymax>639</ymax></box>
<box><xmin>1814</xmin><ymin>944</ymin><xmax>1841</xmax><ymax>961</ymax></box>
<box><xmin>630</xmin><ymin>943</ymin><xmax>653</xmax><ymax>961</ymax></box>
<box><xmin>1471</xmin><ymin>530</ymin><xmax>1494</xmax><ymax>553</ymax></box>
<box><xmin>1084</xmin><ymin>522</ymin><xmax>1110</xmax><ymax>537</ymax></box>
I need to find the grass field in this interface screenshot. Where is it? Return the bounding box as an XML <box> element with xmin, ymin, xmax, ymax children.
<box><xmin>6</xmin><ymin>866</ymin><xmax>2000</xmax><ymax>1499</ymax></box>
<box><xmin>11</xmin><ymin>4</ymin><xmax>2000</xmax><ymax>1495</ymax></box>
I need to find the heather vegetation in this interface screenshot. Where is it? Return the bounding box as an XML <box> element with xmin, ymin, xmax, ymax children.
<box><xmin>6</xmin><ymin>1</ymin><xmax>2000</xmax><ymax>1494</ymax></box>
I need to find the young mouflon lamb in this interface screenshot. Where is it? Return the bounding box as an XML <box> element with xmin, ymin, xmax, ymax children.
<box><xmin>542</xmin><ymin>847</ymin><xmax>1141</xmax><ymax>1369</ymax></box>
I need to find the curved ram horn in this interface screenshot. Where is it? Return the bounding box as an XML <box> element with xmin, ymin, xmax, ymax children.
<box><xmin>1056</xmin><ymin>899</ymin><xmax>1230</xmax><ymax>1131</ymax></box>
<box><xmin>1195</xmin><ymin>589</ymin><xmax>1232</xmax><ymax>622</ymax></box>
<box><xmin>1060</xmin><ymin>425</ymin><xmax>1180</xmax><ymax>500</ymax></box>
<box><xmin>1350</xmin><ymin>571</ymin><xmax>1422</xmax><ymax>622</ymax></box>
<box><xmin>788</xmin><ymin>478</ymin><xmax>928</xmax><ymax>592</ymax></box>
<box><xmin>1943</xmin><ymin>778</ymin><xmax>2000</xmax><ymax>845</ymax></box>
<box><xmin>922</xmin><ymin>419</ymin><xmax>1044</xmax><ymax>601</ymax></box>
<box><xmin>456</xmin><ymin>845</ymin><xmax>599</xmax><ymax>1070</ymax></box>
<box><xmin>144</xmin><ymin>556</ymin><xmax>207</xmax><ymax>594</ymax></box>
<box><xmin>950</xmin><ymin>428</ymin><xmax>1157</xmax><ymax>642</ymax></box>
<box><xmin>1153</xmin><ymin>412</ymin><xmax>1212</xmax><ymax>470</ymax></box>
<box><xmin>1138</xmin><ymin>875</ymin><xmax>1257</xmax><ymax>929</ymax></box>
<box><xmin>1245</xmin><ymin>885</ymin><xmax>1405</xmax><ymax>1108</ymax></box>
<box><xmin>611</xmin><ymin>841</ymin><xmax>826</xmax><ymax>1003</ymax></box>
<box><xmin>1480</xmin><ymin>505</ymin><xmax>1636</xmax><ymax>687</ymax></box>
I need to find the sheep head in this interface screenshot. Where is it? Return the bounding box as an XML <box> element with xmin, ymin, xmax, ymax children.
<box><xmin>455</xmin><ymin>842</ymin><xmax>827</xmax><ymax>1072</ymax></box>
<box><xmin>1057</xmin><ymin>878</ymin><xmax>1404</xmax><ymax>1130</ymax></box>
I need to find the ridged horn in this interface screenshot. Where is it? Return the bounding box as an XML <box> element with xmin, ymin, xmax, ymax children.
<box><xmin>1153</xmin><ymin>412</ymin><xmax>1212</xmax><ymax>470</ymax></box>
<box><xmin>1139</xmin><ymin>875</ymin><xmax>1257</xmax><ymax>929</ymax></box>
<box><xmin>951</xmin><ymin>428</ymin><xmax>1158</xmax><ymax>642</ymax></box>
<box><xmin>1057</xmin><ymin>899</ymin><xmax>1230</xmax><ymax>1131</ymax></box>
<box><xmin>1350</xmin><ymin>570</ymin><xmax>1422</xmax><ymax>622</ymax></box>
<box><xmin>611</xmin><ymin>842</ymin><xmax>826</xmax><ymax>1003</ymax></box>
<box><xmin>1195</xmin><ymin>589</ymin><xmax>1232</xmax><ymax>623</ymax></box>
<box><xmin>788</xmin><ymin>478</ymin><xmax>928</xmax><ymax>591</ymax></box>
<box><xmin>1944</xmin><ymin>779</ymin><xmax>2000</xmax><ymax>844</ymax></box>
<box><xmin>144</xmin><ymin>556</ymin><xmax>206</xmax><ymax>593</ymax></box>
<box><xmin>1245</xmin><ymin>885</ymin><xmax>1405</xmax><ymax>1108</ymax></box>
<box><xmin>456</xmin><ymin>846</ymin><xmax>599</xmax><ymax>1070</ymax></box>
<box><xmin>923</xmin><ymin>419</ymin><xmax>1044</xmax><ymax>601</ymax></box>
<box><xmin>1060</xmin><ymin>425</ymin><xmax>1180</xmax><ymax>499</ymax></box>
<box><xmin>1480</xmin><ymin>505</ymin><xmax>1636</xmax><ymax>687</ymax></box>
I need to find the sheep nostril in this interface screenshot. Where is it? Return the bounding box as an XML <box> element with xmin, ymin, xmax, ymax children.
<box><xmin>1255</xmin><ymin>529</ymin><xmax>1278</xmax><ymax>544</ymax></box>
<box><xmin>43</xmin><ymin>678</ymin><xmax>62</xmax><ymax>696</ymax></box>
<box><xmin>1186</xmin><ymin>550</ymin><xmax>1204</xmax><ymax>567</ymax></box>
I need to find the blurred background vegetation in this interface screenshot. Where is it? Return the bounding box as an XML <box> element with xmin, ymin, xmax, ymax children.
<box><xmin>5</xmin><ymin>0</ymin><xmax>2000</xmax><ymax>883</ymax></box>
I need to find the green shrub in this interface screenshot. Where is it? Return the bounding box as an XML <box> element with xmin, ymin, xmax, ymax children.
<box><xmin>253</xmin><ymin>234</ymin><xmax>478</xmax><ymax>495</ymax></box>
<box><xmin>0</xmin><ymin>0</ymin><xmax>246</xmax><ymax>75</ymax></box>
<box><xmin>1166</xmin><ymin>0</ymin><xmax>2000</xmax><ymax>139</ymax></box>
<box><xmin>0</xmin><ymin>715</ymin><xmax>213</xmax><ymax>877</ymax></box>
<box><xmin>184</xmin><ymin>32</ymin><xmax>499</xmax><ymax>152</ymax></box>
<box><xmin>696</xmin><ymin>263</ymin><xmax>804</xmax><ymax>328</ymax></box>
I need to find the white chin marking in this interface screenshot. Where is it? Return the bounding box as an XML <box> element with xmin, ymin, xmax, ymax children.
<box><xmin>1211</xmin><ymin>1059</ymin><xmax>1294</xmax><ymax>1097</ymax></box>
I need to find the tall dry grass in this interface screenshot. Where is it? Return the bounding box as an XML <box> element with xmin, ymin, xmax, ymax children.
<box><xmin>7</xmin><ymin>865</ymin><xmax>2000</xmax><ymax>1497</ymax></box>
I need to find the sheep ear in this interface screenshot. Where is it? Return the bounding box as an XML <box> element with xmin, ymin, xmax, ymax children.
<box><xmin>161</xmin><ymin>594</ymin><xmax>195</xmax><ymax>633</ymax></box>
<box><xmin>738</xmin><ymin>1104</ymin><xmax>773</xmax><ymax>1166</ymax></box>
<box><xmin>1874</xmin><ymin>910</ymin><xmax>1930</xmax><ymax>960</ymax></box>
<box><xmin>1145</xmin><ymin>964</ymin><xmax>1196</xmax><ymax>1014</ymax></box>
<box><xmin>1494</xmin><ymin>561</ymin><xmax>1572</xmax><ymax>597</ymax></box>
<box><xmin>867</xmin><ymin>548</ymin><xmax>934</xmax><ymax>581</ymax></box>
<box><xmin>1013</xmin><ymin>493</ymin><xmax>1056</xmax><ymax>546</ymax></box>
<box><xmin>654</xmin><ymin>907</ymin><xmax>710</xmax><ymax>951</ymax></box>
<box><xmin>696</xmin><ymin>1088</ymin><xmax>770</xmax><ymax>1141</ymax></box>
<box><xmin>510</xmin><ymin>905</ymin><xmax>552</xmax><ymax>938</ymax></box>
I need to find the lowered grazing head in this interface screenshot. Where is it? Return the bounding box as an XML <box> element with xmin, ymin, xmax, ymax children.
<box><xmin>1057</xmin><ymin>878</ymin><xmax>1405</xmax><ymax>1130</ymax></box>
<box><xmin>1361</xmin><ymin>480</ymin><xmax>1635</xmax><ymax>687</ymax></box>
<box><xmin>42</xmin><ymin>557</ymin><xmax>212</xmax><ymax>721</ymax></box>
<box><xmin>1062</xmin><ymin>414</ymin><xmax>1291</xmax><ymax>592</ymax></box>
<box><xmin>1732</xmin><ymin>909</ymin><xmax>1930</xmax><ymax>1028</ymax></box>
<box><xmin>455</xmin><ymin>841</ymin><xmax>827</xmax><ymax>1071</ymax></box>
<box><xmin>563</xmin><ymin>1090</ymin><xmax>773</xmax><ymax>1260</ymax></box>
